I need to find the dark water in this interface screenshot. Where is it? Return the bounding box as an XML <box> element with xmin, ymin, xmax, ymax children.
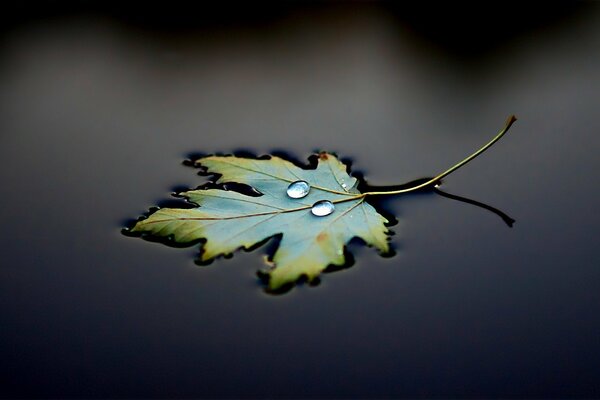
<box><xmin>1</xmin><ymin>4</ymin><xmax>599</xmax><ymax>398</ymax></box>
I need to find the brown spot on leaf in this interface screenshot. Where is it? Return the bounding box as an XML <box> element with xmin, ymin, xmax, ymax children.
<box><xmin>319</xmin><ymin>152</ymin><xmax>329</xmax><ymax>160</ymax></box>
<box><xmin>316</xmin><ymin>232</ymin><xmax>328</xmax><ymax>242</ymax></box>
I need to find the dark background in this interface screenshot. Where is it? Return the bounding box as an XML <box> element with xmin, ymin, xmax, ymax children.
<box><xmin>1</xmin><ymin>2</ymin><xmax>599</xmax><ymax>398</ymax></box>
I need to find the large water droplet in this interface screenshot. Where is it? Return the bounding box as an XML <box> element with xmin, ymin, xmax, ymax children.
<box><xmin>286</xmin><ymin>180</ymin><xmax>310</xmax><ymax>199</ymax></box>
<box><xmin>311</xmin><ymin>200</ymin><xmax>335</xmax><ymax>216</ymax></box>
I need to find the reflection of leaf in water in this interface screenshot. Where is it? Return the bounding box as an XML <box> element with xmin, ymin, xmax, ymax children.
<box><xmin>128</xmin><ymin>116</ymin><xmax>517</xmax><ymax>292</ymax></box>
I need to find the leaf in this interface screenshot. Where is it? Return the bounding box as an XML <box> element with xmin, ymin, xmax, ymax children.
<box><xmin>128</xmin><ymin>117</ymin><xmax>518</xmax><ymax>292</ymax></box>
<box><xmin>131</xmin><ymin>153</ymin><xmax>390</xmax><ymax>290</ymax></box>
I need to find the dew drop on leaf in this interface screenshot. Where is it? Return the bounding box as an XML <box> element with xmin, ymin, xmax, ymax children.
<box><xmin>286</xmin><ymin>180</ymin><xmax>310</xmax><ymax>199</ymax></box>
<box><xmin>311</xmin><ymin>200</ymin><xmax>335</xmax><ymax>216</ymax></box>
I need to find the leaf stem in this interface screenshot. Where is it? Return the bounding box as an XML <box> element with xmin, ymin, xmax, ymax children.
<box><xmin>359</xmin><ymin>115</ymin><xmax>517</xmax><ymax>197</ymax></box>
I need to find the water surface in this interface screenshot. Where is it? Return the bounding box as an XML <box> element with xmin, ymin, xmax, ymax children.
<box><xmin>1</xmin><ymin>4</ymin><xmax>599</xmax><ymax>398</ymax></box>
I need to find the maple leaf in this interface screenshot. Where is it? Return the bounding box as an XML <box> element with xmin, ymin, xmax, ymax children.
<box><xmin>129</xmin><ymin>116</ymin><xmax>517</xmax><ymax>292</ymax></box>
<box><xmin>131</xmin><ymin>153</ymin><xmax>390</xmax><ymax>290</ymax></box>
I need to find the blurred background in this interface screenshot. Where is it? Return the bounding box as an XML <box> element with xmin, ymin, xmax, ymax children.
<box><xmin>1</xmin><ymin>1</ymin><xmax>599</xmax><ymax>398</ymax></box>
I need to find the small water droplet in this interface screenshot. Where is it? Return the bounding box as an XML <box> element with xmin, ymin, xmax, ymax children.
<box><xmin>286</xmin><ymin>180</ymin><xmax>310</xmax><ymax>199</ymax></box>
<box><xmin>311</xmin><ymin>200</ymin><xmax>335</xmax><ymax>216</ymax></box>
<box><xmin>341</xmin><ymin>183</ymin><xmax>348</xmax><ymax>189</ymax></box>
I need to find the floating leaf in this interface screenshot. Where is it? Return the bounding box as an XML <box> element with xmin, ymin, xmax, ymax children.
<box><xmin>131</xmin><ymin>153</ymin><xmax>389</xmax><ymax>290</ymax></box>
<box><xmin>127</xmin><ymin>116</ymin><xmax>517</xmax><ymax>292</ymax></box>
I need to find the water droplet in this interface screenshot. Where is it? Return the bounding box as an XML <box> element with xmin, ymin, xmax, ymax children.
<box><xmin>286</xmin><ymin>180</ymin><xmax>310</xmax><ymax>199</ymax></box>
<box><xmin>341</xmin><ymin>183</ymin><xmax>348</xmax><ymax>189</ymax></box>
<box><xmin>311</xmin><ymin>200</ymin><xmax>335</xmax><ymax>216</ymax></box>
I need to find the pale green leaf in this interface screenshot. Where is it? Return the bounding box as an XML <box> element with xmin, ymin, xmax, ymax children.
<box><xmin>131</xmin><ymin>153</ymin><xmax>390</xmax><ymax>290</ymax></box>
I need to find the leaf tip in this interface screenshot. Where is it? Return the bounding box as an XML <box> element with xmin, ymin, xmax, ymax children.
<box><xmin>318</xmin><ymin>152</ymin><xmax>330</xmax><ymax>160</ymax></box>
